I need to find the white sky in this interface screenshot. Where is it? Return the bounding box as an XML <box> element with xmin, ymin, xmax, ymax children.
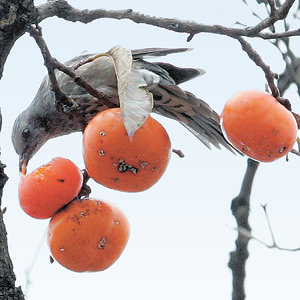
<box><xmin>1</xmin><ymin>0</ymin><xmax>300</xmax><ymax>299</ymax></box>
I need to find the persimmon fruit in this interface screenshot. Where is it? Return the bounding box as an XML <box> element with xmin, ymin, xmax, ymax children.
<box><xmin>19</xmin><ymin>157</ymin><xmax>83</xmax><ymax>219</ymax></box>
<box><xmin>83</xmin><ymin>108</ymin><xmax>171</xmax><ymax>192</ymax></box>
<box><xmin>47</xmin><ymin>198</ymin><xmax>130</xmax><ymax>272</ymax></box>
<box><xmin>221</xmin><ymin>90</ymin><xmax>298</xmax><ymax>162</ymax></box>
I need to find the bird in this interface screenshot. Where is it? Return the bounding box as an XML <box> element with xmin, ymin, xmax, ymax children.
<box><xmin>12</xmin><ymin>47</ymin><xmax>232</xmax><ymax>171</ymax></box>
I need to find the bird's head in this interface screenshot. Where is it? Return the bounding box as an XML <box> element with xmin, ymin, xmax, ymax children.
<box><xmin>12</xmin><ymin>109</ymin><xmax>51</xmax><ymax>173</ymax></box>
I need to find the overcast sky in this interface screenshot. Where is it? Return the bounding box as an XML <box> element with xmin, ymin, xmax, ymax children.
<box><xmin>1</xmin><ymin>0</ymin><xmax>300</xmax><ymax>299</ymax></box>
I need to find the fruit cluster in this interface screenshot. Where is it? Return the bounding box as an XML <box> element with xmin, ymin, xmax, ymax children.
<box><xmin>19</xmin><ymin>108</ymin><xmax>171</xmax><ymax>272</ymax></box>
<box><xmin>18</xmin><ymin>91</ymin><xmax>298</xmax><ymax>272</ymax></box>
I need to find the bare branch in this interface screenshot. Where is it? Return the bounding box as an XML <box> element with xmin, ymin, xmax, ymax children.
<box><xmin>0</xmin><ymin>160</ymin><xmax>25</xmax><ymax>299</ymax></box>
<box><xmin>36</xmin><ymin>0</ymin><xmax>298</xmax><ymax>40</ymax></box>
<box><xmin>172</xmin><ymin>149</ymin><xmax>185</xmax><ymax>158</ymax></box>
<box><xmin>261</xmin><ymin>204</ymin><xmax>277</xmax><ymax>246</ymax></box>
<box><xmin>29</xmin><ymin>25</ymin><xmax>117</xmax><ymax>111</ymax></box>
<box><xmin>237</xmin><ymin>227</ymin><xmax>300</xmax><ymax>251</ymax></box>
<box><xmin>29</xmin><ymin>26</ymin><xmax>78</xmax><ymax>112</ymax></box>
<box><xmin>267</xmin><ymin>0</ymin><xmax>277</xmax><ymax>16</ymax></box>
<box><xmin>228</xmin><ymin>158</ymin><xmax>259</xmax><ymax>300</ymax></box>
<box><xmin>236</xmin><ymin>203</ymin><xmax>300</xmax><ymax>252</ymax></box>
<box><xmin>271</xmin><ymin>37</ymin><xmax>300</xmax><ymax>97</ymax></box>
<box><xmin>236</xmin><ymin>37</ymin><xmax>281</xmax><ymax>99</ymax></box>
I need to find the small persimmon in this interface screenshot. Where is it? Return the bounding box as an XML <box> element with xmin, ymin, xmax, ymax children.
<box><xmin>83</xmin><ymin>108</ymin><xmax>171</xmax><ymax>192</ymax></box>
<box><xmin>221</xmin><ymin>90</ymin><xmax>298</xmax><ymax>162</ymax></box>
<box><xmin>19</xmin><ymin>157</ymin><xmax>83</xmax><ymax>219</ymax></box>
<box><xmin>47</xmin><ymin>198</ymin><xmax>130</xmax><ymax>272</ymax></box>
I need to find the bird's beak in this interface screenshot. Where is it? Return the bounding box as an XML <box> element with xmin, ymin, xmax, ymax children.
<box><xmin>19</xmin><ymin>155</ymin><xmax>28</xmax><ymax>175</ymax></box>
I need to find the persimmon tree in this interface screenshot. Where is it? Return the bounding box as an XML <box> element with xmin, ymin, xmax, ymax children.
<box><xmin>0</xmin><ymin>0</ymin><xmax>299</xmax><ymax>299</ymax></box>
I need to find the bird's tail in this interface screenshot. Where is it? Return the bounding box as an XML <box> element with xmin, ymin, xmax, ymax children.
<box><xmin>151</xmin><ymin>83</ymin><xmax>234</xmax><ymax>152</ymax></box>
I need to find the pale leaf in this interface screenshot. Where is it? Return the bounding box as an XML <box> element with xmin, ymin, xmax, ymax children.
<box><xmin>108</xmin><ymin>46</ymin><xmax>153</xmax><ymax>137</ymax></box>
<box><xmin>107</xmin><ymin>46</ymin><xmax>132</xmax><ymax>107</ymax></box>
<box><xmin>121</xmin><ymin>69</ymin><xmax>153</xmax><ymax>138</ymax></box>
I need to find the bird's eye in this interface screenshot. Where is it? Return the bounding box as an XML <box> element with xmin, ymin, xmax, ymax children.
<box><xmin>22</xmin><ymin>129</ymin><xmax>30</xmax><ymax>138</ymax></box>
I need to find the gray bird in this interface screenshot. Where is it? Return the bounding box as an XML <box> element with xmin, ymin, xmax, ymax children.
<box><xmin>12</xmin><ymin>48</ymin><xmax>232</xmax><ymax>171</ymax></box>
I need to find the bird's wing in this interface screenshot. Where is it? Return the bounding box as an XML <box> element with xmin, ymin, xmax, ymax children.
<box><xmin>131</xmin><ymin>48</ymin><xmax>191</xmax><ymax>59</ymax></box>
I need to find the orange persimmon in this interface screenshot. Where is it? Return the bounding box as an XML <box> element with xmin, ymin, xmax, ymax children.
<box><xmin>221</xmin><ymin>90</ymin><xmax>298</xmax><ymax>162</ymax></box>
<box><xmin>83</xmin><ymin>108</ymin><xmax>171</xmax><ymax>192</ymax></box>
<box><xmin>19</xmin><ymin>157</ymin><xmax>83</xmax><ymax>219</ymax></box>
<box><xmin>47</xmin><ymin>198</ymin><xmax>130</xmax><ymax>272</ymax></box>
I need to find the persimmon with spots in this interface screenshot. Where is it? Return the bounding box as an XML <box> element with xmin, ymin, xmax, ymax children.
<box><xmin>221</xmin><ymin>90</ymin><xmax>298</xmax><ymax>162</ymax></box>
<box><xmin>47</xmin><ymin>198</ymin><xmax>130</xmax><ymax>272</ymax></box>
<box><xmin>19</xmin><ymin>157</ymin><xmax>83</xmax><ymax>219</ymax></box>
<box><xmin>83</xmin><ymin>108</ymin><xmax>171</xmax><ymax>192</ymax></box>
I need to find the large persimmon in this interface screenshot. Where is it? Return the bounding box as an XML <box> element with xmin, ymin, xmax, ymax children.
<box><xmin>19</xmin><ymin>157</ymin><xmax>83</xmax><ymax>219</ymax></box>
<box><xmin>221</xmin><ymin>90</ymin><xmax>298</xmax><ymax>162</ymax></box>
<box><xmin>83</xmin><ymin>108</ymin><xmax>171</xmax><ymax>192</ymax></box>
<box><xmin>47</xmin><ymin>198</ymin><xmax>130</xmax><ymax>272</ymax></box>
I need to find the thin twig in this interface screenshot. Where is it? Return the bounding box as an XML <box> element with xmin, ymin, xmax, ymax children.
<box><xmin>29</xmin><ymin>26</ymin><xmax>78</xmax><ymax>112</ymax></box>
<box><xmin>271</xmin><ymin>36</ymin><xmax>300</xmax><ymax>97</ymax></box>
<box><xmin>29</xmin><ymin>25</ymin><xmax>116</xmax><ymax>110</ymax></box>
<box><xmin>24</xmin><ymin>230</ymin><xmax>47</xmax><ymax>298</ymax></box>
<box><xmin>261</xmin><ymin>203</ymin><xmax>277</xmax><ymax>246</ymax></box>
<box><xmin>172</xmin><ymin>149</ymin><xmax>185</xmax><ymax>158</ymax></box>
<box><xmin>236</xmin><ymin>202</ymin><xmax>300</xmax><ymax>252</ymax></box>
<box><xmin>237</xmin><ymin>227</ymin><xmax>300</xmax><ymax>251</ymax></box>
<box><xmin>237</xmin><ymin>36</ymin><xmax>280</xmax><ymax>99</ymax></box>
<box><xmin>51</xmin><ymin>58</ymin><xmax>116</xmax><ymax>108</ymax></box>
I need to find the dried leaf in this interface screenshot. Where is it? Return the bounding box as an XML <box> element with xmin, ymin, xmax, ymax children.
<box><xmin>121</xmin><ymin>69</ymin><xmax>153</xmax><ymax>138</ymax></box>
<box><xmin>107</xmin><ymin>46</ymin><xmax>153</xmax><ymax>137</ymax></box>
<box><xmin>108</xmin><ymin>46</ymin><xmax>132</xmax><ymax>106</ymax></box>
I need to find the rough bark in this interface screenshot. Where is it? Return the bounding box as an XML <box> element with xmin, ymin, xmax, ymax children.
<box><xmin>0</xmin><ymin>0</ymin><xmax>37</xmax><ymax>78</ymax></box>
<box><xmin>0</xmin><ymin>0</ymin><xmax>36</xmax><ymax>298</ymax></box>
<box><xmin>228</xmin><ymin>159</ymin><xmax>259</xmax><ymax>300</ymax></box>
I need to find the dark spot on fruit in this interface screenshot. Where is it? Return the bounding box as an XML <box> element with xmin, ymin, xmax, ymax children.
<box><xmin>98</xmin><ymin>237</ymin><xmax>107</xmax><ymax>249</ymax></box>
<box><xmin>99</xmin><ymin>150</ymin><xmax>105</xmax><ymax>156</ymax></box>
<box><xmin>57</xmin><ymin>179</ymin><xmax>65</xmax><ymax>182</ymax></box>
<box><xmin>278</xmin><ymin>146</ymin><xmax>286</xmax><ymax>153</ymax></box>
<box><xmin>139</xmin><ymin>161</ymin><xmax>148</xmax><ymax>168</ymax></box>
<box><xmin>130</xmin><ymin>167</ymin><xmax>138</xmax><ymax>174</ymax></box>
<box><xmin>117</xmin><ymin>159</ymin><xmax>139</xmax><ymax>174</ymax></box>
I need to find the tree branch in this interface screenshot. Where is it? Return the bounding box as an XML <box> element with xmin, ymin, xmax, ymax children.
<box><xmin>29</xmin><ymin>25</ymin><xmax>117</xmax><ymax>111</ymax></box>
<box><xmin>0</xmin><ymin>157</ymin><xmax>24</xmax><ymax>299</ymax></box>
<box><xmin>0</xmin><ymin>0</ymin><xmax>37</xmax><ymax>78</ymax></box>
<box><xmin>228</xmin><ymin>158</ymin><xmax>259</xmax><ymax>300</ymax></box>
<box><xmin>237</xmin><ymin>37</ymin><xmax>280</xmax><ymax>98</ymax></box>
<box><xmin>0</xmin><ymin>1</ymin><xmax>35</xmax><ymax>298</ymax></box>
<box><xmin>36</xmin><ymin>0</ymin><xmax>298</xmax><ymax>40</ymax></box>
